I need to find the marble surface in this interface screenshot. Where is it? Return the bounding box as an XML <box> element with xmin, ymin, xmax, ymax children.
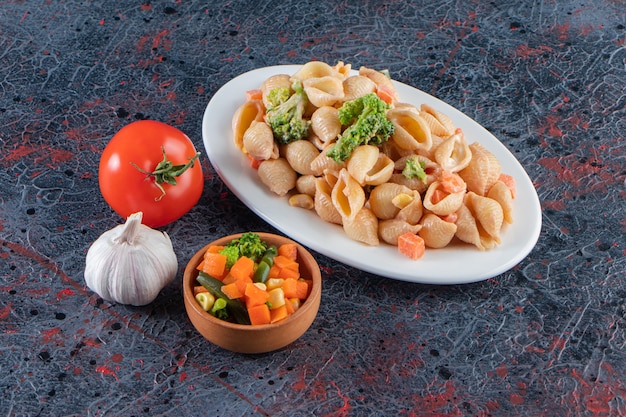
<box><xmin>1</xmin><ymin>1</ymin><xmax>625</xmax><ymax>416</ymax></box>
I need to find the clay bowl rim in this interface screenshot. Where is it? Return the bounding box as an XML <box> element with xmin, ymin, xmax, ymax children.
<box><xmin>183</xmin><ymin>232</ymin><xmax>322</xmax><ymax>332</ymax></box>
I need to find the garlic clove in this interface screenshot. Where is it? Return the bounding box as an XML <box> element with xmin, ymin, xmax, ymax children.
<box><xmin>84</xmin><ymin>212</ymin><xmax>178</xmax><ymax>306</ymax></box>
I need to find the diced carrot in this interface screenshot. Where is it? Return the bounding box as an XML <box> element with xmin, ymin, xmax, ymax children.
<box><xmin>247</xmin><ymin>153</ymin><xmax>262</xmax><ymax>169</ymax></box>
<box><xmin>229</xmin><ymin>256</ymin><xmax>255</xmax><ymax>281</ymax></box>
<box><xmin>193</xmin><ymin>285</ymin><xmax>209</xmax><ymax>296</ymax></box>
<box><xmin>278</xmin><ymin>267</ymin><xmax>300</xmax><ymax>279</ymax></box>
<box><xmin>282</xmin><ymin>278</ymin><xmax>299</xmax><ymax>299</ymax></box>
<box><xmin>294</xmin><ymin>280</ymin><xmax>309</xmax><ymax>300</ymax></box>
<box><xmin>221</xmin><ymin>273</ymin><xmax>237</xmax><ymax>285</ymax></box>
<box><xmin>202</xmin><ymin>252</ymin><xmax>227</xmax><ymax>279</ymax></box>
<box><xmin>376</xmin><ymin>84</ymin><xmax>396</xmax><ymax>104</ymax></box>
<box><xmin>398</xmin><ymin>233</ymin><xmax>425</xmax><ymax>260</ymax></box>
<box><xmin>277</xmin><ymin>243</ymin><xmax>298</xmax><ymax>261</ymax></box>
<box><xmin>270</xmin><ymin>304</ymin><xmax>289</xmax><ymax>323</ymax></box>
<box><xmin>207</xmin><ymin>245</ymin><xmax>224</xmax><ymax>254</ymax></box>
<box><xmin>221</xmin><ymin>282</ymin><xmax>243</xmax><ymax>300</ymax></box>
<box><xmin>196</xmin><ymin>259</ymin><xmax>205</xmax><ymax>271</ymax></box>
<box><xmin>298</xmin><ymin>279</ymin><xmax>312</xmax><ymax>299</ymax></box>
<box><xmin>439</xmin><ymin>171</ymin><xmax>466</xmax><ymax>193</ymax></box>
<box><xmin>246</xmin><ymin>89</ymin><xmax>263</xmax><ymax>101</ymax></box>
<box><xmin>244</xmin><ymin>283</ymin><xmax>269</xmax><ymax>307</ymax></box>
<box><xmin>268</xmin><ymin>264</ymin><xmax>282</xmax><ymax>279</ymax></box>
<box><xmin>430</xmin><ymin>188</ymin><xmax>448</xmax><ymax>205</ymax></box>
<box><xmin>285</xmin><ymin>298</ymin><xmax>296</xmax><ymax>315</ymax></box>
<box><xmin>498</xmin><ymin>173</ymin><xmax>517</xmax><ymax>198</ymax></box>
<box><xmin>234</xmin><ymin>275</ymin><xmax>253</xmax><ymax>295</ymax></box>
<box><xmin>248</xmin><ymin>304</ymin><xmax>271</xmax><ymax>325</ymax></box>
<box><xmin>273</xmin><ymin>255</ymin><xmax>299</xmax><ymax>271</ymax></box>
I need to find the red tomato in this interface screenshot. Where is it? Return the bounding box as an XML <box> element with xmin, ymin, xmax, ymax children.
<box><xmin>99</xmin><ymin>120</ymin><xmax>203</xmax><ymax>228</ymax></box>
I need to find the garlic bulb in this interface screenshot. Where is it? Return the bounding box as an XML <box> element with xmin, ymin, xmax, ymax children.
<box><xmin>84</xmin><ymin>212</ymin><xmax>178</xmax><ymax>306</ymax></box>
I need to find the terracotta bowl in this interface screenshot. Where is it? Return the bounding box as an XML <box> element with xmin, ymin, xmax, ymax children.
<box><xmin>183</xmin><ymin>232</ymin><xmax>322</xmax><ymax>354</ymax></box>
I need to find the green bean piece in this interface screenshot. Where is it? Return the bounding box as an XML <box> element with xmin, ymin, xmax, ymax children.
<box><xmin>197</xmin><ymin>272</ymin><xmax>251</xmax><ymax>325</ymax></box>
<box><xmin>254</xmin><ymin>260</ymin><xmax>271</xmax><ymax>283</ymax></box>
<box><xmin>210</xmin><ymin>298</ymin><xmax>229</xmax><ymax>320</ymax></box>
<box><xmin>261</xmin><ymin>246</ymin><xmax>278</xmax><ymax>267</ymax></box>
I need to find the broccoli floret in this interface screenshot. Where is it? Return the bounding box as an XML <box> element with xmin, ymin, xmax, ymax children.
<box><xmin>235</xmin><ymin>232</ymin><xmax>267</xmax><ymax>261</ymax></box>
<box><xmin>267</xmin><ymin>87</ymin><xmax>291</xmax><ymax>108</ymax></box>
<box><xmin>222</xmin><ymin>232</ymin><xmax>268</xmax><ymax>264</ymax></box>
<box><xmin>219</xmin><ymin>232</ymin><xmax>268</xmax><ymax>269</ymax></box>
<box><xmin>265</xmin><ymin>81</ymin><xmax>311</xmax><ymax>144</ymax></box>
<box><xmin>402</xmin><ymin>156</ymin><xmax>427</xmax><ymax>183</ymax></box>
<box><xmin>326</xmin><ymin>93</ymin><xmax>394</xmax><ymax>163</ymax></box>
<box><xmin>218</xmin><ymin>245</ymin><xmax>240</xmax><ymax>270</ymax></box>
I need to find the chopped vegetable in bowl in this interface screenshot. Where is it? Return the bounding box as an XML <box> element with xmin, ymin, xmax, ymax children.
<box><xmin>192</xmin><ymin>232</ymin><xmax>312</xmax><ymax>326</ymax></box>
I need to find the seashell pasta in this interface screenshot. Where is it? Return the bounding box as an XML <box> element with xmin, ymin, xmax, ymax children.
<box><xmin>230</xmin><ymin>60</ymin><xmax>517</xmax><ymax>260</ymax></box>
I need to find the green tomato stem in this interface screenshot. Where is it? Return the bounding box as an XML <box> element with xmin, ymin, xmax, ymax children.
<box><xmin>131</xmin><ymin>146</ymin><xmax>200</xmax><ymax>201</ymax></box>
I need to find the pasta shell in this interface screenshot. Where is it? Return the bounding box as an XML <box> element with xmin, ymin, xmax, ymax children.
<box><xmin>369</xmin><ymin>182</ymin><xmax>414</xmax><ymax>220</ymax></box>
<box><xmin>310</xmin><ymin>146</ymin><xmax>343</xmax><ymax>176</ymax></box>
<box><xmin>232</xmin><ymin>100</ymin><xmax>265</xmax><ymax>150</ymax></box>
<box><xmin>420</xmin><ymin>134</ymin><xmax>446</xmax><ymax>160</ymax></box>
<box><xmin>291</xmin><ymin>61</ymin><xmax>344</xmax><ymax>82</ymax></box>
<box><xmin>395</xmin><ymin>192</ymin><xmax>423</xmax><ymax>225</ymax></box>
<box><xmin>455</xmin><ymin>193</ymin><xmax>503</xmax><ymax>250</ymax></box>
<box><xmin>343</xmin><ymin>207</ymin><xmax>379</xmax><ymax>246</ymax></box>
<box><xmin>296</xmin><ymin>174</ymin><xmax>317</xmax><ymax>196</ymax></box>
<box><xmin>342</xmin><ymin>75</ymin><xmax>377</xmax><ymax>102</ymax></box>
<box><xmin>422</xmin><ymin>181</ymin><xmax>465</xmax><ymax>216</ymax></box>
<box><xmin>458</xmin><ymin>142</ymin><xmax>501</xmax><ymax>196</ymax></box>
<box><xmin>465</xmin><ymin>192</ymin><xmax>503</xmax><ymax>242</ymax></box>
<box><xmin>387</xmin><ymin>108</ymin><xmax>433</xmax><ymax>152</ymax></box>
<box><xmin>302</xmin><ymin>76</ymin><xmax>345</xmax><ymax>107</ymax></box>
<box><xmin>257</xmin><ymin>158</ymin><xmax>297</xmax><ymax>196</ymax></box>
<box><xmin>389</xmin><ymin>173</ymin><xmax>428</xmax><ymax>194</ymax></box>
<box><xmin>358</xmin><ymin>66</ymin><xmax>399</xmax><ymax>102</ymax></box>
<box><xmin>311</xmin><ymin>106</ymin><xmax>341</xmax><ymax>143</ymax></box>
<box><xmin>260</xmin><ymin>74</ymin><xmax>292</xmax><ymax>109</ymax></box>
<box><xmin>331</xmin><ymin>168</ymin><xmax>365</xmax><ymax>221</ymax></box>
<box><xmin>364</xmin><ymin>154</ymin><xmax>394</xmax><ymax>186</ymax></box>
<box><xmin>433</xmin><ymin>131</ymin><xmax>472</xmax><ymax>173</ymax></box>
<box><xmin>380</xmin><ymin>139</ymin><xmax>416</xmax><ymax>162</ymax></box>
<box><xmin>394</xmin><ymin>154</ymin><xmax>440</xmax><ymax>187</ymax></box>
<box><xmin>242</xmin><ymin>121</ymin><xmax>277</xmax><ymax>161</ymax></box>
<box><xmin>344</xmin><ymin>145</ymin><xmax>394</xmax><ymax>186</ymax></box>
<box><xmin>393</xmin><ymin>103</ymin><xmax>420</xmax><ymax>114</ymax></box>
<box><xmin>347</xmin><ymin>145</ymin><xmax>379</xmax><ymax>185</ymax></box>
<box><xmin>455</xmin><ymin>204</ymin><xmax>483</xmax><ymax>249</ymax></box>
<box><xmin>420</xmin><ymin>104</ymin><xmax>456</xmax><ymax>137</ymax></box>
<box><xmin>314</xmin><ymin>177</ymin><xmax>342</xmax><ymax>224</ymax></box>
<box><xmin>322</xmin><ymin>168</ymin><xmax>340</xmax><ymax>189</ymax></box>
<box><xmin>309</xmin><ymin>134</ymin><xmax>327</xmax><ymax>151</ymax></box>
<box><xmin>379</xmin><ymin>219</ymin><xmax>422</xmax><ymax>246</ymax></box>
<box><xmin>332</xmin><ymin>61</ymin><xmax>352</xmax><ymax>79</ymax></box>
<box><xmin>418</xmin><ymin>213</ymin><xmax>457</xmax><ymax>249</ymax></box>
<box><xmin>284</xmin><ymin>140</ymin><xmax>319</xmax><ymax>175</ymax></box>
<box><xmin>288</xmin><ymin>193</ymin><xmax>315</xmax><ymax>210</ymax></box>
<box><xmin>487</xmin><ymin>180</ymin><xmax>514</xmax><ymax>224</ymax></box>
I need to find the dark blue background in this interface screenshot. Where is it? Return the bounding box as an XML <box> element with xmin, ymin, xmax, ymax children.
<box><xmin>1</xmin><ymin>1</ymin><xmax>624</xmax><ymax>415</ymax></box>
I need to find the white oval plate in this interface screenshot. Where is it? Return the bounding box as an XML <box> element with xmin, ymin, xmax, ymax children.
<box><xmin>202</xmin><ymin>65</ymin><xmax>541</xmax><ymax>285</ymax></box>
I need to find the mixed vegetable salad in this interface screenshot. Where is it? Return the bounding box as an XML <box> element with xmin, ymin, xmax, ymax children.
<box><xmin>193</xmin><ymin>233</ymin><xmax>312</xmax><ymax>325</ymax></box>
